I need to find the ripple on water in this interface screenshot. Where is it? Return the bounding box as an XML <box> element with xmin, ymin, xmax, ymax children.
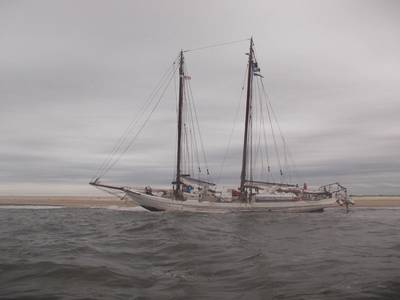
<box><xmin>0</xmin><ymin>207</ymin><xmax>399</xmax><ymax>299</ymax></box>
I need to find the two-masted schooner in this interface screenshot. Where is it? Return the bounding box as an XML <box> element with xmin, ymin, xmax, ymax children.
<box><xmin>90</xmin><ymin>38</ymin><xmax>351</xmax><ymax>212</ymax></box>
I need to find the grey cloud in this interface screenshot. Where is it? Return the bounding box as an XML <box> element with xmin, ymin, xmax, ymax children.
<box><xmin>1</xmin><ymin>0</ymin><xmax>399</xmax><ymax>195</ymax></box>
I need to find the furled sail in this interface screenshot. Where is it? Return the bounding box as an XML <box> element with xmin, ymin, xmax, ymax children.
<box><xmin>180</xmin><ymin>175</ymin><xmax>215</xmax><ymax>187</ymax></box>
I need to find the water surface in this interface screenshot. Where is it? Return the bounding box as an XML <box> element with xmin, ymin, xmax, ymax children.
<box><xmin>0</xmin><ymin>207</ymin><xmax>399</xmax><ymax>299</ymax></box>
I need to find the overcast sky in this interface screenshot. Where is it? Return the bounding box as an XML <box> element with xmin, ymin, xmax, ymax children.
<box><xmin>1</xmin><ymin>0</ymin><xmax>399</xmax><ymax>195</ymax></box>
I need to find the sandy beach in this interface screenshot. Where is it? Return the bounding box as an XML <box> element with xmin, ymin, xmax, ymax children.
<box><xmin>0</xmin><ymin>196</ymin><xmax>135</xmax><ymax>208</ymax></box>
<box><xmin>0</xmin><ymin>195</ymin><xmax>400</xmax><ymax>208</ymax></box>
<box><xmin>351</xmin><ymin>196</ymin><xmax>400</xmax><ymax>207</ymax></box>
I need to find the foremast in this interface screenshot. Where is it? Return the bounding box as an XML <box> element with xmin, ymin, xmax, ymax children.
<box><xmin>174</xmin><ymin>50</ymin><xmax>185</xmax><ymax>200</ymax></box>
<box><xmin>240</xmin><ymin>38</ymin><xmax>254</xmax><ymax>201</ymax></box>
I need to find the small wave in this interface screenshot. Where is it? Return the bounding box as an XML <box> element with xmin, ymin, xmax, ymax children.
<box><xmin>0</xmin><ymin>205</ymin><xmax>63</xmax><ymax>210</ymax></box>
<box><xmin>101</xmin><ymin>205</ymin><xmax>148</xmax><ymax>212</ymax></box>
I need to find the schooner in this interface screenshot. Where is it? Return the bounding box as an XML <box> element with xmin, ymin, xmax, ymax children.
<box><xmin>90</xmin><ymin>38</ymin><xmax>351</xmax><ymax>212</ymax></box>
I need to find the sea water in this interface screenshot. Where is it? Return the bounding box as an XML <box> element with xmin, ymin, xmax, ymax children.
<box><xmin>0</xmin><ymin>206</ymin><xmax>399</xmax><ymax>299</ymax></box>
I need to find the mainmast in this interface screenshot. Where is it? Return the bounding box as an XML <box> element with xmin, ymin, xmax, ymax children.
<box><xmin>240</xmin><ymin>38</ymin><xmax>254</xmax><ymax>201</ymax></box>
<box><xmin>175</xmin><ymin>50</ymin><xmax>185</xmax><ymax>199</ymax></box>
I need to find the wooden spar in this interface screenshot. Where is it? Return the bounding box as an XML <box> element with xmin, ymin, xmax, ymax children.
<box><xmin>89</xmin><ymin>180</ymin><xmax>126</xmax><ymax>191</ymax></box>
<box><xmin>175</xmin><ymin>50</ymin><xmax>184</xmax><ymax>199</ymax></box>
<box><xmin>240</xmin><ymin>38</ymin><xmax>254</xmax><ymax>201</ymax></box>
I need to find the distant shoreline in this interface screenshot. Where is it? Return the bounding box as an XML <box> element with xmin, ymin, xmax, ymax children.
<box><xmin>0</xmin><ymin>196</ymin><xmax>135</xmax><ymax>208</ymax></box>
<box><xmin>351</xmin><ymin>196</ymin><xmax>400</xmax><ymax>207</ymax></box>
<box><xmin>1</xmin><ymin>195</ymin><xmax>400</xmax><ymax>208</ymax></box>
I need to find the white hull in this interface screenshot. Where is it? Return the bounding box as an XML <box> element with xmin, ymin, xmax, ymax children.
<box><xmin>125</xmin><ymin>190</ymin><xmax>337</xmax><ymax>213</ymax></box>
